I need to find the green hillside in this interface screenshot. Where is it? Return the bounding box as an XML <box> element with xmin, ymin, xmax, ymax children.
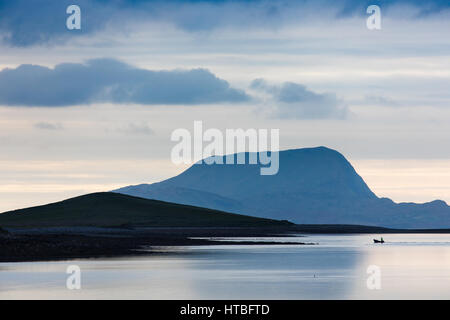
<box><xmin>0</xmin><ymin>192</ymin><xmax>293</xmax><ymax>228</ymax></box>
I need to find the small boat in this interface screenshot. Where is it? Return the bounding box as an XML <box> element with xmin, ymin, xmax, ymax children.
<box><xmin>373</xmin><ymin>237</ymin><xmax>385</xmax><ymax>244</ymax></box>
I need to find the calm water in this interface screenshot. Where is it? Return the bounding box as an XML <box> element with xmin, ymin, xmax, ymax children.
<box><xmin>1</xmin><ymin>234</ymin><xmax>450</xmax><ymax>299</ymax></box>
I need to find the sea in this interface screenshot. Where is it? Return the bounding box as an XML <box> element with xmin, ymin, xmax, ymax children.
<box><xmin>1</xmin><ymin>234</ymin><xmax>449</xmax><ymax>299</ymax></box>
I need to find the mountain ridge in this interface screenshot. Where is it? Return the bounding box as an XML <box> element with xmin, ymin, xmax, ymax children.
<box><xmin>115</xmin><ymin>146</ymin><xmax>450</xmax><ymax>228</ymax></box>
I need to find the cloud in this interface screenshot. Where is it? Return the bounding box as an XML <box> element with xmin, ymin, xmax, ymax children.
<box><xmin>0</xmin><ymin>0</ymin><xmax>113</xmax><ymax>47</ymax></box>
<box><xmin>34</xmin><ymin>122</ymin><xmax>64</xmax><ymax>130</ymax></box>
<box><xmin>0</xmin><ymin>58</ymin><xmax>249</xmax><ymax>107</ymax></box>
<box><xmin>251</xmin><ymin>79</ymin><xmax>348</xmax><ymax>119</ymax></box>
<box><xmin>363</xmin><ymin>95</ymin><xmax>401</xmax><ymax>107</ymax></box>
<box><xmin>1</xmin><ymin>0</ymin><xmax>449</xmax><ymax>46</ymax></box>
<box><xmin>116</xmin><ymin>123</ymin><xmax>155</xmax><ymax>136</ymax></box>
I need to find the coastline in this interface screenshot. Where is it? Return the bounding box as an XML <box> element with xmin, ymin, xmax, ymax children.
<box><xmin>2</xmin><ymin>224</ymin><xmax>450</xmax><ymax>263</ymax></box>
<box><xmin>0</xmin><ymin>226</ymin><xmax>309</xmax><ymax>263</ymax></box>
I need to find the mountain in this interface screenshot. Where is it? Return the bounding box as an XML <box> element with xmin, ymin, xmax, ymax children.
<box><xmin>115</xmin><ymin>147</ymin><xmax>450</xmax><ymax>228</ymax></box>
<box><xmin>0</xmin><ymin>192</ymin><xmax>292</xmax><ymax>228</ymax></box>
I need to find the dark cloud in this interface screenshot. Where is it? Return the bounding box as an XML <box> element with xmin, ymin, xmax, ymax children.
<box><xmin>0</xmin><ymin>0</ymin><xmax>448</xmax><ymax>47</ymax></box>
<box><xmin>0</xmin><ymin>0</ymin><xmax>93</xmax><ymax>47</ymax></box>
<box><xmin>251</xmin><ymin>79</ymin><xmax>348</xmax><ymax>119</ymax></box>
<box><xmin>0</xmin><ymin>58</ymin><xmax>249</xmax><ymax>107</ymax></box>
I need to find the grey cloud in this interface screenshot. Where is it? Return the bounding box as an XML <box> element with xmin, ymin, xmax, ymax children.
<box><xmin>251</xmin><ymin>79</ymin><xmax>348</xmax><ymax>119</ymax></box>
<box><xmin>116</xmin><ymin>123</ymin><xmax>155</xmax><ymax>136</ymax></box>
<box><xmin>363</xmin><ymin>95</ymin><xmax>401</xmax><ymax>107</ymax></box>
<box><xmin>34</xmin><ymin>122</ymin><xmax>64</xmax><ymax>130</ymax></box>
<box><xmin>0</xmin><ymin>59</ymin><xmax>249</xmax><ymax>107</ymax></box>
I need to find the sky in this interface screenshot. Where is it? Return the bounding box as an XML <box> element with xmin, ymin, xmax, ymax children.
<box><xmin>0</xmin><ymin>0</ymin><xmax>450</xmax><ymax>212</ymax></box>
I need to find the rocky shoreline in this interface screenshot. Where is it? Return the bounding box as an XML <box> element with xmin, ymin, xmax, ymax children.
<box><xmin>0</xmin><ymin>226</ymin><xmax>309</xmax><ymax>263</ymax></box>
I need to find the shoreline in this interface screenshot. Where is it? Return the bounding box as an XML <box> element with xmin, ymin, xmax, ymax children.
<box><xmin>0</xmin><ymin>226</ymin><xmax>309</xmax><ymax>263</ymax></box>
<box><xmin>2</xmin><ymin>224</ymin><xmax>450</xmax><ymax>263</ymax></box>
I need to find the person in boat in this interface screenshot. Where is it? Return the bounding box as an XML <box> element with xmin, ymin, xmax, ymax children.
<box><xmin>373</xmin><ymin>237</ymin><xmax>385</xmax><ymax>243</ymax></box>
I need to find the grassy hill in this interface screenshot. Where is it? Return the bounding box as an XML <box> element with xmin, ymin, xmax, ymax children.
<box><xmin>0</xmin><ymin>192</ymin><xmax>293</xmax><ymax>228</ymax></box>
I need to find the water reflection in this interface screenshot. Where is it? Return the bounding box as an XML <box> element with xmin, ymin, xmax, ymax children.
<box><xmin>0</xmin><ymin>234</ymin><xmax>449</xmax><ymax>299</ymax></box>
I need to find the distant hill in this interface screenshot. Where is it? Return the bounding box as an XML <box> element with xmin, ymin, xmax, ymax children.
<box><xmin>115</xmin><ymin>147</ymin><xmax>450</xmax><ymax>229</ymax></box>
<box><xmin>0</xmin><ymin>192</ymin><xmax>292</xmax><ymax>228</ymax></box>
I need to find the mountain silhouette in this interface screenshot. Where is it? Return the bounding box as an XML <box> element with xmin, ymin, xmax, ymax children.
<box><xmin>115</xmin><ymin>147</ymin><xmax>450</xmax><ymax>228</ymax></box>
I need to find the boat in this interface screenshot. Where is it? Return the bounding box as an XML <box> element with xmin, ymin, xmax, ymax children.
<box><xmin>373</xmin><ymin>237</ymin><xmax>385</xmax><ymax>244</ymax></box>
